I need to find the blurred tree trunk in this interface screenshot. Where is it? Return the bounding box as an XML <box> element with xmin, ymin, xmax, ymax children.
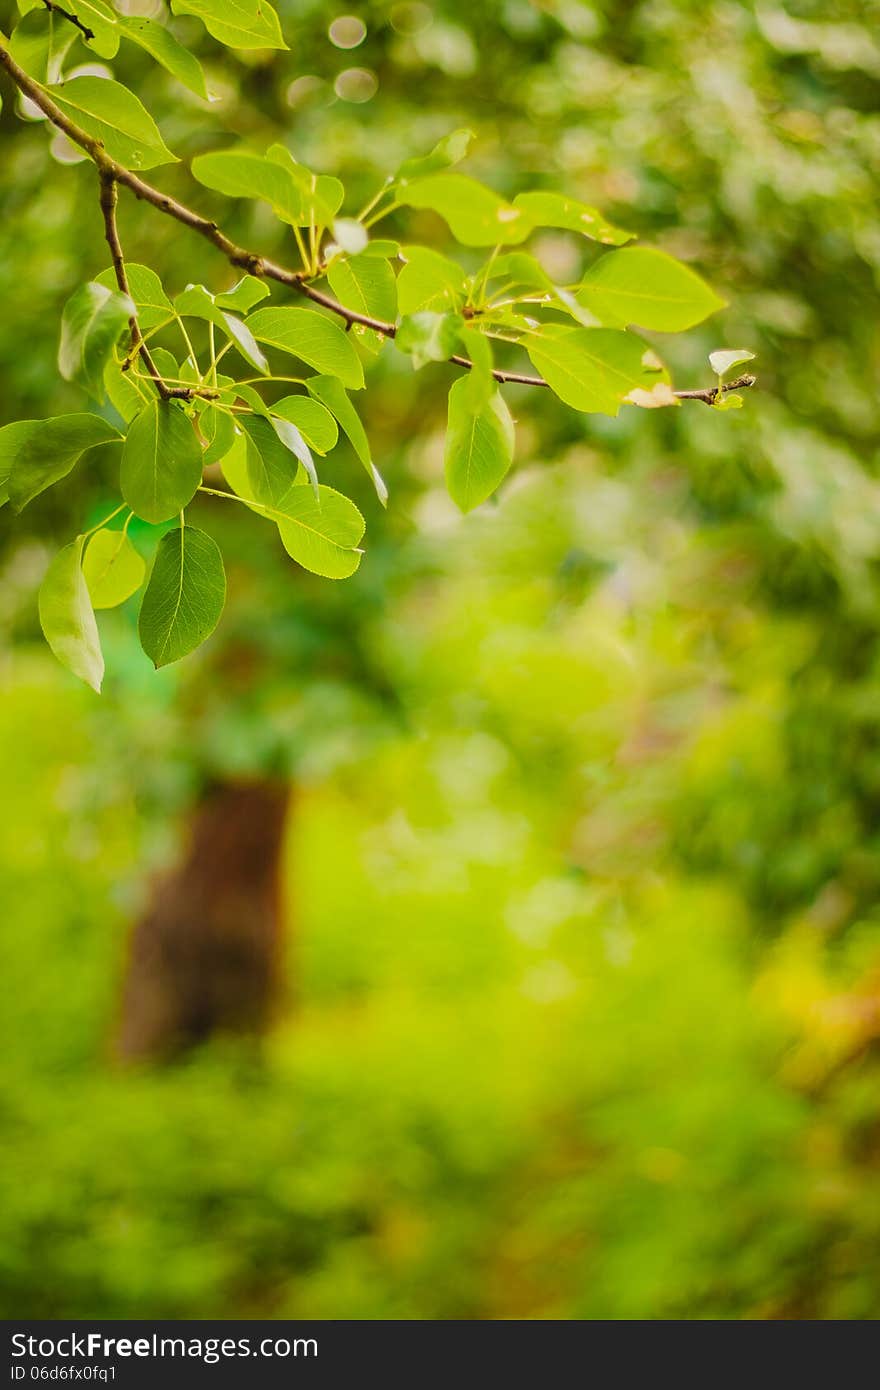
<box><xmin>117</xmin><ymin>779</ymin><xmax>290</xmax><ymax>1062</ymax></box>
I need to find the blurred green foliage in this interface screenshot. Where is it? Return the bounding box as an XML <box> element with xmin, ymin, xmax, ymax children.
<box><xmin>2</xmin><ymin>0</ymin><xmax>880</xmax><ymax>1319</ymax></box>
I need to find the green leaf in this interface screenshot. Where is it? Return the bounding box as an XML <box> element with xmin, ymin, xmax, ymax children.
<box><xmin>82</xmin><ymin>528</ymin><xmax>146</xmax><ymax>609</ymax></box>
<box><xmin>104</xmin><ymin>360</ymin><xmax>151</xmax><ymax>423</ymax></box>
<box><xmin>266</xmin><ymin>145</ymin><xmax>344</xmax><ymax>223</ymax></box>
<box><xmin>191</xmin><ymin>148</ymin><xmax>340</xmax><ymax>228</ymax></box>
<box><xmin>455</xmin><ymin>324</ymin><xmax>494</xmax><ymax>409</ymax></box>
<box><xmin>68</xmin><ymin>1</ymin><xmax>120</xmax><ymax>59</ymax></box>
<box><xmin>6</xmin><ymin>414</ymin><xmax>121</xmax><ymax>512</ymax></box>
<box><xmin>95</xmin><ymin>263</ymin><xmax>173</xmax><ymax>332</ymax></box>
<box><xmin>576</xmin><ymin>248</ymin><xmax>726</xmax><ymax>331</ymax></box>
<box><xmin>305</xmin><ymin>375</ymin><xmax>387</xmax><ymax>505</ymax></box>
<box><xmin>0</xmin><ymin>421</ymin><xmax>38</xmax><ymax>508</ymax></box>
<box><xmin>230</xmin><ymin>415</ymin><xmax>301</xmax><ymax>507</ymax></box>
<box><xmin>445</xmin><ymin>377</ymin><xmax>514</xmax><ymax>513</ymax></box>
<box><xmin>174</xmin><ymin>284</ymin><xmax>268</xmax><ymax>374</ymax></box>
<box><xmin>170</xmin><ymin>0</ymin><xmax>287</xmax><ymax>51</ymax></box>
<box><xmin>397</xmin><ymin>311</ymin><xmax>462</xmax><ymax>370</ymax></box>
<box><xmin>397</xmin><ymin>246</ymin><xmax>466</xmax><ymax>315</ymax></box>
<box><xmin>327</xmin><ymin>254</ymin><xmax>397</xmax><ymax>354</ymax></box>
<box><xmin>270</xmin><ymin>396</ymin><xmax>338</xmax><ymax>454</ymax></box>
<box><xmin>48</xmin><ymin>76</ymin><xmax>178</xmax><ymax>170</ymax></box>
<box><xmin>58</xmin><ymin>282</ymin><xmax>134</xmax><ymax>402</ymax></box>
<box><xmin>138</xmin><ymin>526</ymin><xmax>226</xmax><ymax>668</ymax></box>
<box><xmin>709</xmin><ymin>348</ymin><xmax>756</xmax><ymax>378</ymax></box>
<box><xmin>527</xmin><ymin>325</ymin><xmax>661</xmax><ymax>416</ymax></box>
<box><xmin>398</xmin><ymin>174</ymin><xmax>531</xmax><ymax>247</ymax></box>
<box><xmin>246</xmin><ymin>307</ymin><xmax>364</xmax><ymax>389</ymax></box>
<box><xmin>485</xmin><ymin>252</ymin><xmax>555</xmax><ymax>294</ymax></box>
<box><xmin>121</xmin><ymin>399</ymin><xmax>203</xmax><ymax>523</ymax></box>
<box><xmin>117</xmin><ymin>15</ymin><xmax>209</xmax><ymax>99</ymax></box>
<box><xmin>9</xmin><ymin>10</ymin><xmax>77</xmax><ymax>84</ymax></box>
<box><xmin>38</xmin><ymin>537</ymin><xmax>103</xmax><ymax>692</ymax></box>
<box><xmin>396</xmin><ymin>128</ymin><xmax>475</xmax><ymax>182</ymax></box>
<box><xmin>200</xmin><ymin>404</ymin><xmax>236</xmax><ymax>465</ymax></box>
<box><xmin>275</xmin><ymin>486</ymin><xmax>365</xmax><ymax>579</ymax></box>
<box><xmin>215</xmin><ymin>276</ymin><xmax>269</xmax><ymax>314</ymax></box>
<box><xmin>512</xmin><ymin>191</ymin><xmax>633</xmax><ymax>247</ymax></box>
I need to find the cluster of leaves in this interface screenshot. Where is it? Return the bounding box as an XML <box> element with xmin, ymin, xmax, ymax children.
<box><xmin>0</xmin><ymin>0</ymin><xmax>738</xmax><ymax>689</ymax></box>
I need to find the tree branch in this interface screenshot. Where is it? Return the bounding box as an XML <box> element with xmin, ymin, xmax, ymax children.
<box><xmin>0</xmin><ymin>37</ymin><xmax>756</xmax><ymax>404</ymax></box>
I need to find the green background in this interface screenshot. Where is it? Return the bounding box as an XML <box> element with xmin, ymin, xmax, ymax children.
<box><xmin>1</xmin><ymin>0</ymin><xmax>879</xmax><ymax>1318</ymax></box>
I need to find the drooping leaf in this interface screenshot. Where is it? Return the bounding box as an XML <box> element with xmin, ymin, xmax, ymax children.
<box><xmin>38</xmin><ymin>537</ymin><xmax>104</xmax><ymax>692</ymax></box>
<box><xmin>305</xmin><ymin>375</ymin><xmax>387</xmax><ymax>504</ymax></box>
<box><xmin>512</xmin><ymin>191</ymin><xmax>633</xmax><ymax>247</ymax></box>
<box><xmin>6</xmin><ymin>414</ymin><xmax>121</xmax><ymax>511</ymax></box>
<box><xmin>174</xmin><ymin>284</ymin><xmax>268</xmax><ymax>374</ymax></box>
<box><xmin>527</xmin><ymin>325</ymin><xmax>662</xmax><ymax>416</ymax></box>
<box><xmin>58</xmin><ymin>282</ymin><xmax>134</xmax><ymax>402</ymax></box>
<box><xmin>117</xmin><ymin>15</ymin><xmax>209</xmax><ymax>99</ymax></box>
<box><xmin>396</xmin><ymin>128</ymin><xmax>475</xmax><ymax>183</ymax></box>
<box><xmin>275</xmin><ymin>486</ymin><xmax>365</xmax><ymax>579</ymax></box>
<box><xmin>445</xmin><ymin>377</ymin><xmax>514</xmax><ymax>513</ymax></box>
<box><xmin>398</xmin><ymin>174</ymin><xmax>532</xmax><ymax>247</ymax></box>
<box><xmin>246</xmin><ymin>307</ymin><xmax>364</xmax><ymax>389</ymax></box>
<box><xmin>397</xmin><ymin>311</ymin><xmax>463</xmax><ymax>370</ymax></box>
<box><xmin>48</xmin><ymin>76</ymin><xmax>178</xmax><ymax>170</ymax></box>
<box><xmin>95</xmin><ymin>263</ymin><xmax>172</xmax><ymax>333</ymax></box>
<box><xmin>269</xmin><ymin>415</ymin><xmax>319</xmax><ymax>498</ymax></box>
<box><xmin>121</xmin><ymin>399</ymin><xmax>203</xmax><ymax>523</ymax></box>
<box><xmin>270</xmin><ymin>396</ymin><xmax>338</xmax><ymax>454</ymax></box>
<box><xmin>576</xmin><ymin>248</ymin><xmax>726</xmax><ymax>331</ymax></box>
<box><xmin>138</xmin><ymin>526</ymin><xmax>226</xmax><ymax>668</ymax></box>
<box><xmin>396</xmin><ymin>246</ymin><xmax>466</xmax><ymax>315</ymax></box>
<box><xmin>82</xmin><ymin>528</ymin><xmax>146</xmax><ymax>608</ymax></box>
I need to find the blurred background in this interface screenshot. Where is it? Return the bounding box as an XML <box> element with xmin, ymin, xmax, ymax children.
<box><xmin>1</xmin><ymin>0</ymin><xmax>879</xmax><ymax>1319</ymax></box>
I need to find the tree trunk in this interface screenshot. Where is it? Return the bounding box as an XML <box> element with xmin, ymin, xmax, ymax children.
<box><xmin>117</xmin><ymin>778</ymin><xmax>290</xmax><ymax>1062</ymax></box>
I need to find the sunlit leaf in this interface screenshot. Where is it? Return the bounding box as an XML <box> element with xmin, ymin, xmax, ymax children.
<box><xmin>445</xmin><ymin>376</ymin><xmax>514</xmax><ymax>512</ymax></box>
<box><xmin>398</xmin><ymin>174</ymin><xmax>532</xmax><ymax>247</ymax></box>
<box><xmin>170</xmin><ymin>0</ymin><xmax>286</xmax><ymax>51</ymax></box>
<box><xmin>527</xmin><ymin>325</ymin><xmax>661</xmax><ymax>415</ymax></box>
<box><xmin>118</xmin><ymin>15</ymin><xmax>209</xmax><ymax>99</ymax></box>
<box><xmin>82</xmin><ymin>527</ymin><xmax>146</xmax><ymax>608</ymax></box>
<box><xmin>246</xmin><ymin>307</ymin><xmax>364</xmax><ymax>389</ymax></box>
<box><xmin>48</xmin><ymin>76</ymin><xmax>178</xmax><ymax>170</ymax></box>
<box><xmin>576</xmin><ymin>248</ymin><xmax>726</xmax><ymax>331</ymax></box>
<box><xmin>513</xmin><ymin>191</ymin><xmax>633</xmax><ymax>247</ymax></box>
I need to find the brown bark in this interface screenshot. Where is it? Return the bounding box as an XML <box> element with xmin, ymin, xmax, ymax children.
<box><xmin>117</xmin><ymin>778</ymin><xmax>290</xmax><ymax>1062</ymax></box>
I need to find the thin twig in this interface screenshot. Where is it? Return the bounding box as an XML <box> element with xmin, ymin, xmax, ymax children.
<box><xmin>674</xmin><ymin>373</ymin><xmax>757</xmax><ymax>404</ymax></box>
<box><xmin>0</xmin><ymin>39</ymin><xmax>756</xmax><ymax>404</ymax></box>
<box><xmin>41</xmin><ymin>1</ymin><xmax>94</xmax><ymax>43</ymax></box>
